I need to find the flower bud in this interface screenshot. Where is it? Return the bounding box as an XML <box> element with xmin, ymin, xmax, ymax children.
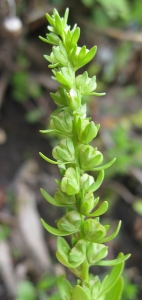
<box><xmin>52</xmin><ymin>138</ymin><xmax>75</xmax><ymax>162</ymax></box>
<box><xmin>80</xmin><ymin>173</ymin><xmax>94</xmax><ymax>191</ymax></box>
<box><xmin>61</xmin><ymin>167</ymin><xmax>79</xmax><ymax>195</ymax></box>
<box><xmin>50</xmin><ymin>88</ymin><xmax>68</xmax><ymax>106</ymax></box>
<box><xmin>51</xmin><ymin>111</ymin><xmax>72</xmax><ymax>134</ymax></box>
<box><xmin>75</xmin><ymin>115</ymin><xmax>98</xmax><ymax>143</ymax></box>
<box><xmin>57</xmin><ymin>210</ymin><xmax>81</xmax><ymax>232</ymax></box>
<box><xmin>83</xmin><ymin>219</ymin><xmax>106</xmax><ymax>242</ymax></box>
<box><xmin>54</xmin><ymin>189</ymin><xmax>76</xmax><ymax>206</ymax></box>
<box><xmin>79</xmin><ymin>191</ymin><xmax>94</xmax><ymax>215</ymax></box>
<box><xmin>78</xmin><ymin>144</ymin><xmax>103</xmax><ymax>170</ymax></box>
<box><xmin>90</xmin><ymin>277</ymin><xmax>101</xmax><ymax>299</ymax></box>
<box><xmin>80</xmin><ymin>119</ymin><xmax>99</xmax><ymax>144</ymax></box>
<box><xmin>68</xmin><ymin>240</ymin><xmax>86</xmax><ymax>264</ymax></box>
<box><xmin>67</xmin><ymin>88</ymin><xmax>81</xmax><ymax>110</ymax></box>
<box><xmin>86</xmin><ymin>243</ymin><xmax>108</xmax><ymax>265</ymax></box>
<box><xmin>50</xmin><ymin>52</ymin><xmax>57</xmax><ymax>64</ymax></box>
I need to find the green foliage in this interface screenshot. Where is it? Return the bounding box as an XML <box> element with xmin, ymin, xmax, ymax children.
<box><xmin>15</xmin><ymin>281</ymin><xmax>36</xmax><ymax>300</ymax></box>
<box><xmin>0</xmin><ymin>224</ymin><xmax>10</xmax><ymax>241</ymax></box>
<box><xmin>39</xmin><ymin>8</ymin><xmax>130</xmax><ymax>300</ymax></box>
<box><xmin>122</xmin><ymin>274</ymin><xmax>138</xmax><ymax>300</ymax></box>
<box><xmin>10</xmin><ymin>52</ymin><xmax>43</xmax><ymax>123</ymax></box>
<box><xmin>105</xmin><ymin>125</ymin><xmax>142</xmax><ymax>177</ymax></box>
<box><xmin>11</xmin><ymin>71</ymin><xmax>42</xmax><ymax>103</ymax></box>
<box><xmin>16</xmin><ymin>275</ymin><xmax>60</xmax><ymax>300</ymax></box>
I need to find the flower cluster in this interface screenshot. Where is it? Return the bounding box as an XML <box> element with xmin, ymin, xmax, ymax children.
<box><xmin>40</xmin><ymin>8</ymin><xmax>130</xmax><ymax>300</ymax></box>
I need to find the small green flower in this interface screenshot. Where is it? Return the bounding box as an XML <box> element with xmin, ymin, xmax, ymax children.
<box><xmin>83</xmin><ymin>219</ymin><xmax>106</xmax><ymax>242</ymax></box>
<box><xmin>57</xmin><ymin>210</ymin><xmax>81</xmax><ymax>232</ymax></box>
<box><xmin>78</xmin><ymin>144</ymin><xmax>103</xmax><ymax>170</ymax></box>
<box><xmin>50</xmin><ymin>110</ymin><xmax>73</xmax><ymax>135</ymax></box>
<box><xmin>61</xmin><ymin>167</ymin><xmax>80</xmax><ymax>195</ymax></box>
<box><xmin>52</xmin><ymin>138</ymin><xmax>75</xmax><ymax>162</ymax></box>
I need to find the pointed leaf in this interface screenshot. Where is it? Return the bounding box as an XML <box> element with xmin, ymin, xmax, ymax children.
<box><xmin>91</xmin><ymin>158</ymin><xmax>116</xmax><ymax>171</ymax></box>
<box><xmin>57</xmin><ymin>275</ymin><xmax>73</xmax><ymax>300</ymax></box>
<box><xmin>71</xmin><ymin>27</ymin><xmax>80</xmax><ymax>47</ymax></box>
<box><xmin>87</xmin><ymin>170</ymin><xmax>104</xmax><ymax>192</ymax></box>
<box><xmin>72</xmin><ymin>285</ymin><xmax>90</xmax><ymax>300</ymax></box>
<box><xmin>77</xmin><ymin>46</ymin><xmax>97</xmax><ymax>69</ymax></box>
<box><xmin>45</xmin><ymin>13</ymin><xmax>54</xmax><ymax>26</ymax></box>
<box><xmin>89</xmin><ymin>201</ymin><xmax>108</xmax><ymax>217</ymax></box>
<box><xmin>90</xmin><ymin>92</ymin><xmax>106</xmax><ymax>96</ymax></box>
<box><xmin>63</xmin><ymin>8</ymin><xmax>69</xmax><ymax>26</ymax></box>
<box><xmin>39</xmin><ymin>152</ymin><xmax>72</xmax><ymax>165</ymax></box>
<box><xmin>98</xmin><ymin>254</ymin><xmax>125</xmax><ymax>297</ymax></box>
<box><xmin>53</xmin><ymin>47</ymin><xmax>67</xmax><ymax>65</ymax></box>
<box><xmin>40</xmin><ymin>188</ymin><xmax>67</xmax><ymax>207</ymax></box>
<box><xmin>41</xmin><ymin>219</ymin><xmax>79</xmax><ymax>236</ymax></box>
<box><xmin>105</xmin><ymin>277</ymin><xmax>123</xmax><ymax>300</ymax></box>
<box><xmin>39</xmin><ymin>36</ymin><xmax>52</xmax><ymax>44</ymax></box>
<box><xmin>96</xmin><ymin>253</ymin><xmax>130</xmax><ymax>266</ymax></box>
<box><xmin>101</xmin><ymin>221</ymin><xmax>122</xmax><ymax>243</ymax></box>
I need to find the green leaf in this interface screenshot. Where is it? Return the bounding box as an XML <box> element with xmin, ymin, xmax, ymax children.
<box><xmin>98</xmin><ymin>254</ymin><xmax>125</xmax><ymax>297</ymax></box>
<box><xmin>90</xmin><ymin>92</ymin><xmax>106</xmax><ymax>96</ymax></box>
<box><xmin>16</xmin><ymin>281</ymin><xmax>36</xmax><ymax>300</ymax></box>
<box><xmin>44</xmin><ymin>54</ymin><xmax>51</xmax><ymax>62</ymax></box>
<box><xmin>72</xmin><ymin>285</ymin><xmax>90</xmax><ymax>300</ymax></box>
<box><xmin>90</xmin><ymin>158</ymin><xmax>116</xmax><ymax>171</ymax></box>
<box><xmin>89</xmin><ymin>201</ymin><xmax>108</xmax><ymax>217</ymax></box>
<box><xmin>40</xmin><ymin>188</ymin><xmax>67</xmax><ymax>207</ymax></box>
<box><xmin>56</xmin><ymin>72</ymin><xmax>71</xmax><ymax>87</ymax></box>
<box><xmin>55</xmin><ymin>14</ymin><xmax>63</xmax><ymax>35</ymax></box>
<box><xmin>96</xmin><ymin>253</ymin><xmax>130</xmax><ymax>266</ymax></box>
<box><xmin>77</xmin><ymin>46</ymin><xmax>97</xmax><ymax>69</ymax></box>
<box><xmin>101</xmin><ymin>220</ymin><xmax>122</xmax><ymax>243</ymax></box>
<box><xmin>56</xmin><ymin>238</ymin><xmax>83</xmax><ymax>268</ymax></box>
<box><xmin>37</xmin><ymin>275</ymin><xmax>57</xmax><ymax>291</ymax></box>
<box><xmin>105</xmin><ymin>277</ymin><xmax>123</xmax><ymax>300</ymax></box>
<box><xmin>39</xmin><ymin>152</ymin><xmax>71</xmax><ymax>165</ymax></box>
<box><xmin>46</xmin><ymin>13</ymin><xmax>54</xmax><ymax>26</ymax></box>
<box><xmin>40</xmin><ymin>129</ymin><xmax>63</xmax><ymax>134</ymax></box>
<box><xmin>41</xmin><ymin>219</ymin><xmax>79</xmax><ymax>236</ymax></box>
<box><xmin>87</xmin><ymin>170</ymin><xmax>104</xmax><ymax>192</ymax></box>
<box><xmin>63</xmin><ymin>8</ymin><xmax>69</xmax><ymax>27</ymax></box>
<box><xmin>71</xmin><ymin>27</ymin><xmax>80</xmax><ymax>47</ymax></box>
<box><xmin>39</xmin><ymin>36</ymin><xmax>51</xmax><ymax>44</ymax></box>
<box><xmin>57</xmin><ymin>275</ymin><xmax>73</xmax><ymax>300</ymax></box>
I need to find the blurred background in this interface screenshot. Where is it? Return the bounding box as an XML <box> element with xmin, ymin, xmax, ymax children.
<box><xmin>0</xmin><ymin>0</ymin><xmax>142</xmax><ymax>299</ymax></box>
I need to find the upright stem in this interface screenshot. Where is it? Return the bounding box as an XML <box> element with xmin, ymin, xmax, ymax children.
<box><xmin>82</xmin><ymin>259</ymin><xmax>89</xmax><ymax>282</ymax></box>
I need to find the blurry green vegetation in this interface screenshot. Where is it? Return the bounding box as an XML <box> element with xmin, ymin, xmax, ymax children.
<box><xmin>104</xmin><ymin>125</ymin><xmax>142</xmax><ymax>178</ymax></box>
<box><xmin>0</xmin><ymin>225</ymin><xmax>10</xmax><ymax>241</ymax></box>
<box><xmin>15</xmin><ymin>274</ymin><xmax>60</xmax><ymax>300</ymax></box>
<box><xmin>15</xmin><ymin>272</ymin><xmax>138</xmax><ymax>300</ymax></box>
<box><xmin>133</xmin><ymin>199</ymin><xmax>142</xmax><ymax>216</ymax></box>
<box><xmin>10</xmin><ymin>53</ymin><xmax>44</xmax><ymax>123</ymax></box>
<box><xmin>50</xmin><ymin>0</ymin><xmax>142</xmax><ymax>27</ymax></box>
<box><xmin>11</xmin><ymin>71</ymin><xmax>42</xmax><ymax>103</ymax></box>
<box><xmin>81</xmin><ymin>0</ymin><xmax>142</xmax><ymax>28</ymax></box>
<box><xmin>122</xmin><ymin>274</ymin><xmax>138</xmax><ymax>300</ymax></box>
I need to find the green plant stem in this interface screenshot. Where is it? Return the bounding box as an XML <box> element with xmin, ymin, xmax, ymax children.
<box><xmin>40</xmin><ymin>9</ymin><xmax>130</xmax><ymax>300</ymax></box>
<box><xmin>82</xmin><ymin>259</ymin><xmax>89</xmax><ymax>282</ymax></box>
